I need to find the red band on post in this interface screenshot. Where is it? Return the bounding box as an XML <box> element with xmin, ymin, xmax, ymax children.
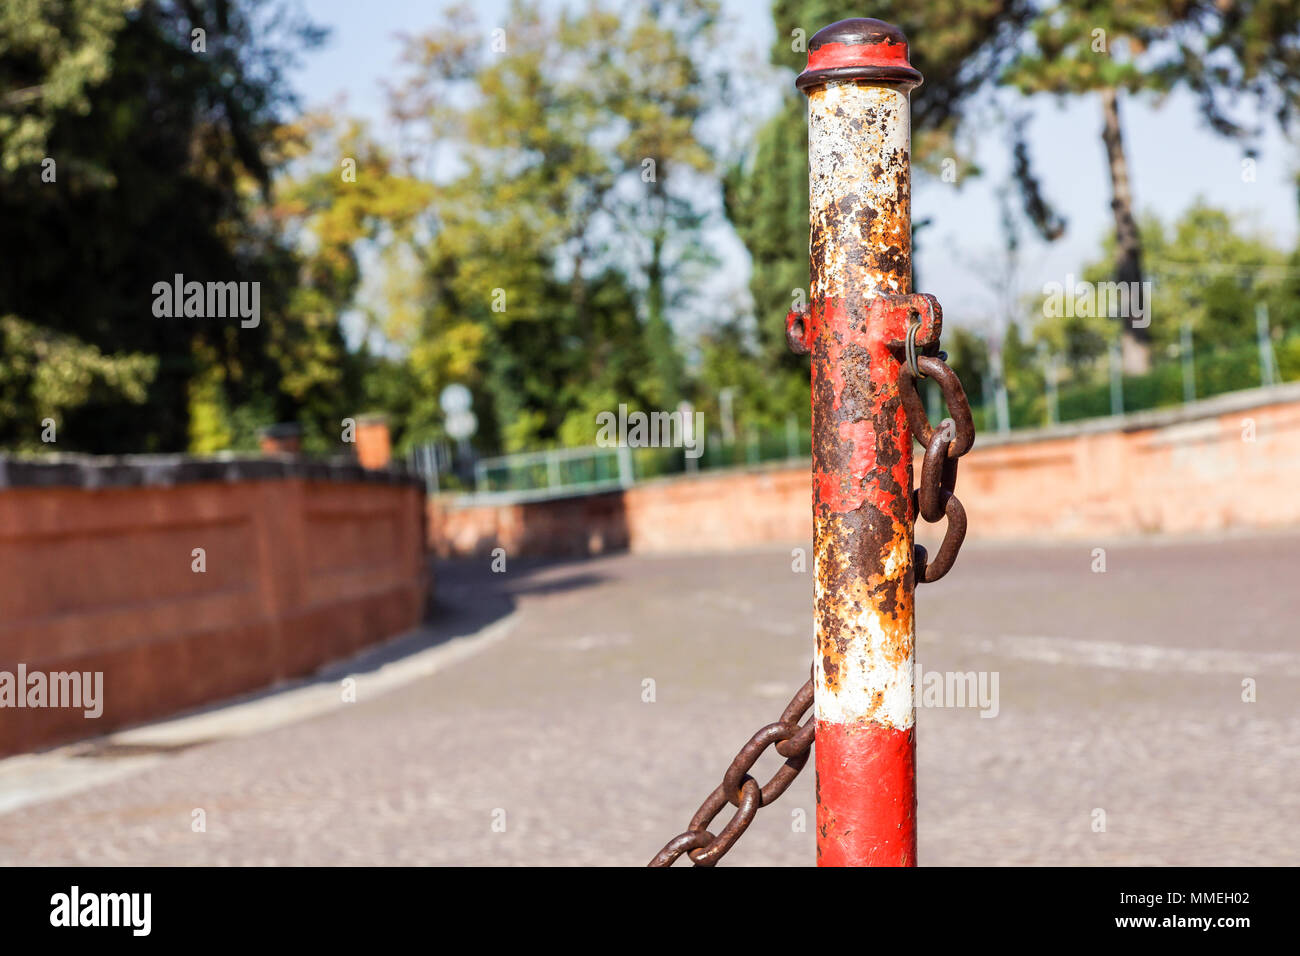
<box><xmin>815</xmin><ymin>721</ymin><xmax>917</xmax><ymax>867</ymax></box>
<box><xmin>806</xmin><ymin>40</ymin><xmax>910</xmax><ymax>72</ymax></box>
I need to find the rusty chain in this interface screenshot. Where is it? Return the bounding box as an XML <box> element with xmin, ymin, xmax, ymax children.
<box><xmin>648</xmin><ymin>676</ymin><xmax>815</xmax><ymax>866</ymax></box>
<box><xmin>650</xmin><ymin>330</ymin><xmax>976</xmax><ymax>867</ymax></box>
<box><xmin>898</xmin><ymin>350</ymin><xmax>976</xmax><ymax>584</ymax></box>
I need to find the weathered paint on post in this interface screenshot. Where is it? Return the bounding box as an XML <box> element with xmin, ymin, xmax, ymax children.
<box><xmin>796</xmin><ymin>18</ymin><xmax>923</xmax><ymax>867</ymax></box>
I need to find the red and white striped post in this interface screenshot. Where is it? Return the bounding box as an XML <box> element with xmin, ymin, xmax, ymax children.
<box><xmin>794</xmin><ymin>18</ymin><xmax>924</xmax><ymax>867</ymax></box>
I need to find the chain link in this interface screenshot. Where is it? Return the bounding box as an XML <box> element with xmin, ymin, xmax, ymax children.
<box><xmin>648</xmin><ymin>677</ymin><xmax>814</xmax><ymax>867</ymax></box>
<box><xmin>898</xmin><ymin>351</ymin><xmax>976</xmax><ymax>583</ymax></box>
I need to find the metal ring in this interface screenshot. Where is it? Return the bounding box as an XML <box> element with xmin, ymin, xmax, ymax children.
<box><xmin>905</xmin><ymin>318</ymin><xmax>924</xmax><ymax>379</ymax></box>
<box><xmin>777</xmin><ymin>678</ymin><xmax>814</xmax><ymax>726</ymax></box>
<box><xmin>913</xmin><ymin>492</ymin><xmax>968</xmax><ymax>584</ymax></box>
<box><xmin>899</xmin><ymin>355</ymin><xmax>975</xmax><ymax>457</ymax></box>
<box><xmin>917</xmin><ymin>429</ymin><xmax>958</xmax><ymax>523</ymax></box>
<box><xmin>687</xmin><ymin>778</ymin><xmax>762</xmax><ymax>866</ymax></box>
<box><xmin>721</xmin><ymin>722</ymin><xmax>795</xmax><ymax>806</ymax></box>
<box><xmin>648</xmin><ymin>829</ymin><xmax>712</xmax><ymax>867</ymax></box>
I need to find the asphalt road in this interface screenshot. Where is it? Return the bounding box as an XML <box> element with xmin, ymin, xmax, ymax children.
<box><xmin>2</xmin><ymin>532</ymin><xmax>1298</xmax><ymax>866</ymax></box>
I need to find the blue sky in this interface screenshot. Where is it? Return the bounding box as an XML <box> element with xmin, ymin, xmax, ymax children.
<box><xmin>289</xmin><ymin>0</ymin><xmax>1299</xmax><ymax>340</ymax></box>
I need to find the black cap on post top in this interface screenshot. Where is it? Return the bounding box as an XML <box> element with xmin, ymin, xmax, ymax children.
<box><xmin>795</xmin><ymin>18</ymin><xmax>923</xmax><ymax>94</ymax></box>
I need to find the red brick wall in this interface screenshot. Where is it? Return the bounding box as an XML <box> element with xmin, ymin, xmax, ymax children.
<box><xmin>431</xmin><ymin>388</ymin><xmax>1300</xmax><ymax>558</ymax></box>
<box><xmin>0</xmin><ymin>469</ymin><xmax>428</xmax><ymax>756</ymax></box>
<box><xmin>429</xmin><ymin>490</ymin><xmax>629</xmax><ymax>558</ymax></box>
<box><xmin>946</xmin><ymin>397</ymin><xmax>1300</xmax><ymax>539</ymax></box>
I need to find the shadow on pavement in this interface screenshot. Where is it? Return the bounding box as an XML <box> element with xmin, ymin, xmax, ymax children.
<box><xmin>307</xmin><ymin>554</ymin><xmax>611</xmax><ymax>682</ymax></box>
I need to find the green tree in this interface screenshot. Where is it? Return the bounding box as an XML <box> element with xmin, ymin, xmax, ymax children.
<box><xmin>597</xmin><ymin>0</ymin><xmax>722</xmax><ymax>409</ymax></box>
<box><xmin>0</xmin><ymin>0</ymin><xmax>336</xmax><ymax>453</ymax></box>
<box><xmin>0</xmin><ymin>0</ymin><xmax>136</xmax><ymax>173</ymax></box>
<box><xmin>1004</xmin><ymin>0</ymin><xmax>1300</xmax><ymax>374</ymax></box>
<box><xmin>1029</xmin><ymin>202</ymin><xmax>1295</xmax><ymax>398</ymax></box>
<box><xmin>725</xmin><ymin>0</ymin><xmax>1036</xmax><ymax>421</ymax></box>
<box><xmin>0</xmin><ymin>315</ymin><xmax>155</xmax><ymax>450</ymax></box>
<box><xmin>381</xmin><ymin>0</ymin><xmax>722</xmax><ymax>453</ymax></box>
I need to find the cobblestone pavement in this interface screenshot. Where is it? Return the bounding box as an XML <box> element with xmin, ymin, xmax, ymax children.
<box><xmin>3</xmin><ymin>533</ymin><xmax>1298</xmax><ymax>866</ymax></box>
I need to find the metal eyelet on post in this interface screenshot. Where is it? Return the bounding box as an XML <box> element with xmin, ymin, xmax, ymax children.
<box><xmin>905</xmin><ymin>317</ymin><xmax>925</xmax><ymax>380</ymax></box>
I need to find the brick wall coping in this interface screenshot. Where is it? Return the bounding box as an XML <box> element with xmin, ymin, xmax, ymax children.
<box><xmin>0</xmin><ymin>453</ymin><xmax>422</xmax><ymax>490</ymax></box>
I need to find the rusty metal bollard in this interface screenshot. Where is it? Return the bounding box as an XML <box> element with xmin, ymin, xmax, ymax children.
<box><xmin>650</xmin><ymin>16</ymin><xmax>974</xmax><ymax>870</ymax></box>
<box><xmin>787</xmin><ymin>18</ymin><xmax>945</xmax><ymax>867</ymax></box>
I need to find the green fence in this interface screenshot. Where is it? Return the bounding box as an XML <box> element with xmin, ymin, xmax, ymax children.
<box><xmin>461</xmin><ymin>336</ymin><xmax>1296</xmax><ymax>499</ymax></box>
<box><xmin>468</xmin><ymin>423</ymin><xmax>811</xmax><ymax>499</ymax></box>
<box><xmin>474</xmin><ymin>445</ymin><xmax>631</xmax><ymax>496</ymax></box>
<box><xmin>967</xmin><ymin>332</ymin><xmax>1297</xmax><ymax>434</ymax></box>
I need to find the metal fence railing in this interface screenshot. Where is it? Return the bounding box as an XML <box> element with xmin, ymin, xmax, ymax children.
<box><xmin>967</xmin><ymin>331</ymin><xmax>1298</xmax><ymax>435</ymax></box>
<box><xmin>473</xmin><ymin>444</ymin><xmax>633</xmax><ymax>499</ymax></box>
<box><xmin>420</xmin><ymin>334</ymin><xmax>1298</xmax><ymax>500</ymax></box>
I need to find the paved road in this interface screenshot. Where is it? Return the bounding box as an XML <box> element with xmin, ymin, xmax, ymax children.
<box><xmin>2</xmin><ymin>533</ymin><xmax>1298</xmax><ymax>865</ymax></box>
